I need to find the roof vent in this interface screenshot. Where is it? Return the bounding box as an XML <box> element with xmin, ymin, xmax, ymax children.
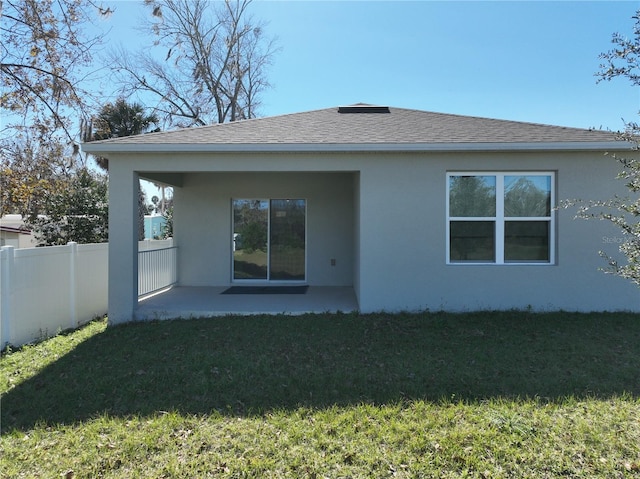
<box><xmin>338</xmin><ymin>105</ymin><xmax>390</xmax><ymax>114</ymax></box>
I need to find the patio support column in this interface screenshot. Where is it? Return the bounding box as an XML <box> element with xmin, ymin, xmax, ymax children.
<box><xmin>108</xmin><ymin>163</ymin><xmax>139</xmax><ymax>324</ymax></box>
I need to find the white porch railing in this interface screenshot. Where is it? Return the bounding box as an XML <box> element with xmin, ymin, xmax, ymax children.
<box><xmin>138</xmin><ymin>244</ymin><xmax>177</xmax><ymax>296</ymax></box>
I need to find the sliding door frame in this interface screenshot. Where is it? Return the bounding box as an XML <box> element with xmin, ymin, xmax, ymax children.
<box><xmin>231</xmin><ymin>198</ymin><xmax>307</xmax><ymax>284</ymax></box>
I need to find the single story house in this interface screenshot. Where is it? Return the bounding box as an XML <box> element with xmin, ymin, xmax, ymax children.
<box><xmin>82</xmin><ymin>104</ymin><xmax>640</xmax><ymax>323</ymax></box>
<box><xmin>0</xmin><ymin>215</ymin><xmax>36</xmax><ymax>249</ymax></box>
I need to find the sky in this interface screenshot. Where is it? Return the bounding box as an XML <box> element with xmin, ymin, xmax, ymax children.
<box><xmin>97</xmin><ymin>0</ymin><xmax>640</xmax><ymax>133</ymax></box>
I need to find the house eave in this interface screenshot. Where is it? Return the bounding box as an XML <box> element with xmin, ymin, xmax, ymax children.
<box><xmin>81</xmin><ymin>141</ymin><xmax>631</xmax><ymax>155</ymax></box>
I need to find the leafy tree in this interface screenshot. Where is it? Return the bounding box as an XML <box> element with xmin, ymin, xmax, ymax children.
<box><xmin>563</xmin><ymin>10</ymin><xmax>640</xmax><ymax>285</ymax></box>
<box><xmin>161</xmin><ymin>205</ymin><xmax>173</xmax><ymax>239</ymax></box>
<box><xmin>91</xmin><ymin>98</ymin><xmax>160</xmax><ymax>140</ymax></box>
<box><xmin>86</xmin><ymin>97</ymin><xmax>159</xmax><ymax>170</ymax></box>
<box><xmin>597</xmin><ymin>10</ymin><xmax>640</xmax><ymax>142</ymax></box>
<box><xmin>150</xmin><ymin>196</ymin><xmax>160</xmax><ymax>214</ymax></box>
<box><xmin>26</xmin><ymin>168</ymin><xmax>108</xmax><ymax>245</ymax></box>
<box><xmin>85</xmin><ymin>98</ymin><xmax>160</xmax><ymax>240</ymax></box>
<box><xmin>1</xmin><ymin>1</ymin><xmax>111</xmax><ymax>225</ymax></box>
<box><xmin>0</xmin><ymin>136</ymin><xmax>71</xmax><ymax>217</ymax></box>
<box><xmin>110</xmin><ymin>0</ymin><xmax>278</xmax><ymax>128</ymax></box>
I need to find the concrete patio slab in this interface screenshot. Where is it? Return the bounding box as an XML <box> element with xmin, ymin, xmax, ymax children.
<box><xmin>135</xmin><ymin>286</ymin><xmax>359</xmax><ymax>320</ymax></box>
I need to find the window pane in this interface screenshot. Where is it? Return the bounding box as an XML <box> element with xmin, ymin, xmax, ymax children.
<box><xmin>504</xmin><ymin>176</ymin><xmax>551</xmax><ymax>217</ymax></box>
<box><xmin>450</xmin><ymin>221</ymin><xmax>495</xmax><ymax>261</ymax></box>
<box><xmin>449</xmin><ymin>176</ymin><xmax>496</xmax><ymax>217</ymax></box>
<box><xmin>505</xmin><ymin>221</ymin><xmax>549</xmax><ymax>261</ymax></box>
<box><xmin>270</xmin><ymin>199</ymin><xmax>306</xmax><ymax>280</ymax></box>
<box><xmin>233</xmin><ymin>199</ymin><xmax>268</xmax><ymax>279</ymax></box>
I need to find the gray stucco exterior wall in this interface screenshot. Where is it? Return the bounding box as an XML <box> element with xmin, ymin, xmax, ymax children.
<box><xmin>105</xmin><ymin>148</ymin><xmax>640</xmax><ymax>323</ymax></box>
<box><xmin>355</xmin><ymin>150</ymin><xmax>639</xmax><ymax>312</ymax></box>
<box><xmin>174</xmin><ymin>171</ymin><xmax>355</xmax><ymax>287</ymax></box>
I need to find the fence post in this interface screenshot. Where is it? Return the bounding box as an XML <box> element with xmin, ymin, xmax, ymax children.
<box><xmin>1</xmin><ymin>245</ymin><xmax>15</xmax><ymax>348</ymax></box>
<box><xmin>68</xmin><ymin>242</ymin><xmax>78</xmax><ymax>329</ymax></box>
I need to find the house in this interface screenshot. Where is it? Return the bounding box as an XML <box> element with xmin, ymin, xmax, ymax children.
<box><xmin>144</xmin><ymin>214</ymin><xmax>167</xmax><ymax>240</ymax></box>
<box><xmin>82</xmin><ymin>104</ymin><xmax>640</xmax><ymax>323</ymax></box>
<box><xmin>0</xmin><ymin>215</ymin><xmax>36</xmax><ymax>249</ymax></box>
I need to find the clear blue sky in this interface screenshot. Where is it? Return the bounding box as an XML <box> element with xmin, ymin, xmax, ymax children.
<box><xmin>101</xmin><ymin>0</ymin><xmax>639</xmax><ymax>131</ymax></box>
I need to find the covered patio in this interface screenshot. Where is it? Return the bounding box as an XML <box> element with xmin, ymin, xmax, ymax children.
<box><xmin>136</xmin><ymin>286</ymin><xmax>359</xmax><ymax>320</ymax></box>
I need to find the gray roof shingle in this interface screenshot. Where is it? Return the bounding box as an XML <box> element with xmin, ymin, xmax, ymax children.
<box><xmin>83</xmin><ymin>105</ymin><xmax>623</xmax><ymax>152</ymax></box>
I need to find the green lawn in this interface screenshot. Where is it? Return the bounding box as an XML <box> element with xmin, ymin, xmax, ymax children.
<box><xmin>2</xmin><ymin>312</ymin><xmax>640</xmax><ymax>477</ymax></box>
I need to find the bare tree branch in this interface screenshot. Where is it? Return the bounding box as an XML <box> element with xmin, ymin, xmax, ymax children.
<box><xmin>111</xmin><ymin>0</ymin><xmax>278</xmax><ymax>128</ymax></box>
<box><xmin>0</xmin><ymin>0</ymin><xmax>109</xmax><ymax>142</ymax></box>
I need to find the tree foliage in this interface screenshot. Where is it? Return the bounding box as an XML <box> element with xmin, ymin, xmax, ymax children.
<box><xmin>90</xmin><ymin>98</ymin><xmax>160</xmax><ymax>140</ymax></box>
<box><xmin>86</xmin><ymin>97</ymin><xmax>159</xmax><ymax>170</ymax></box>
<box><xmin>1</xmin><ymin>0</ymin><xmax>111</xmax><ymax>142</ymax></box>
<box><xmin>26</xmin><ymin>168</ymin><xmax>109</xmax><ymax>245</ymax></box>
<box><xmin>563</xmin><ymin>9</ymin><xmax>640</xmax><ymax>285</ymax></box>
<box><xmin>1</xmin><ymin>0</ymin><xmax>112</xmax><ymax>223</ymax></box>
<box><xmin>161</xmin><ymin>205</ymin><xmax>173</xmax><ymax>239</ymax></box>
<box><xmin>85</xmin><ymin>98</ymin><xmax>160</xmax><ymax>240</ymax></box>
<box><xmin>0</xmin><ymin>136</ymin><xmax>75</xmax><ymax>217</ymax></box>
<box><xmin>111</xmin><ymin>0</ymin><xmax>278</xmax><ymax>127</ymax></box>
<box><xmin>597</xmin><ymin>10</ymin><xmax>640</xmax><ymax>141</ymax></box>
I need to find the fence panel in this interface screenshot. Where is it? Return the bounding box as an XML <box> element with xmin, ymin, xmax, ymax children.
<box><xmin>1</xmin><ymin>240</ymin><xmax>174</xmax><ymax>348</ymax></box>
<box><xmin>17</xmin><ymin>245</ymin><xmax>73</xmax><ymax>346</ymax></box>
<box><xmin>1</xmin><ymin>244</ymin><xmax>82</xmax><ymax>347</ymax></box>
<box><xmin>76</xmin><ymin>243</ymin><xmax>109</xmax><ymax>324</ymax></box>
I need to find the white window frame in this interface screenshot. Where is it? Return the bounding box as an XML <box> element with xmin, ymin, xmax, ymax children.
<box><xmin>446</xmin><ymin>172</ymin><xmax>555</xmax><ymax>265</ymax></box>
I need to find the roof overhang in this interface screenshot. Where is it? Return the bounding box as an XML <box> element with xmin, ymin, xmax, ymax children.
<box><xmin>0</xmin><ymin>226</ymin><xmax>31</xmax><ymax>234</ymax></box>
<box><xmin>82</xmin><ymin>140</ymin><xmax>632</xmax><ymax>155</ymax></box>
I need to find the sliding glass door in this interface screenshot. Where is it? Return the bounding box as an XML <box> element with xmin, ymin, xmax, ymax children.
<box><xmin>232</xmin><ymin>199</ymin><xmax>306</xmax><ymax>281</ymax></box>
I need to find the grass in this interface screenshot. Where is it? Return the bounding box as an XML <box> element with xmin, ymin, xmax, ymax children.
<box><xmin>2</xmin><ymin>311</ymin><xmax>640</xmax><ymax>477</ymax></box>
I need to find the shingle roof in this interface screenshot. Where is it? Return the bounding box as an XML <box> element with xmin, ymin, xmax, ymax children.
<box><xmin>82</xmin><ymin>105</ymin><xmax>624</xmax><ymax>153</ymax></box>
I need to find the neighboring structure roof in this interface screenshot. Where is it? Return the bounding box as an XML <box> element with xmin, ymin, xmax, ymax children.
<box><xmin>0</xmin><ymin>225</ymin><xmax>30</xmax><ymax>234</ymax></box>
<box><xmin>82</xmin><ymin>104</ymin><xmax>627</xmax><ymax>153</ymax></box>
<box><xmin>0</xmin><ymin>215</ymin><xmax>31</xmax><ymax>233</ymax></box>
<box><xmin>0</xmin><ymin>215</ymin><xmax>35</xmax><ymax>249</ymax></box>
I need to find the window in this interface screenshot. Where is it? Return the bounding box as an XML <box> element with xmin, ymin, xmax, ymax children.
<box><xmin>447</xmin><ymin>173</ymin><xmax>554</xmax><ymax>264</ymax></box>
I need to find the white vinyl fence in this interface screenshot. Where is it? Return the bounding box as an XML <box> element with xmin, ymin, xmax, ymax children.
<box><xmin>1</xmin><ymin>239</ymin><xmax>175</xmax><ymax>348</ymax></box>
